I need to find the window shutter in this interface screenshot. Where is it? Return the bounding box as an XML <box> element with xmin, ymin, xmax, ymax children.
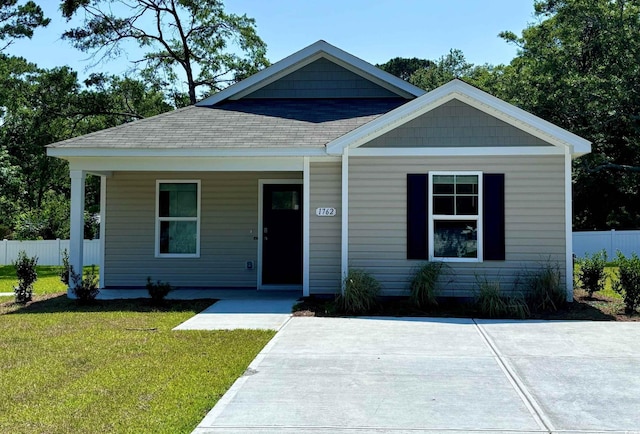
<box><xmin>483</xmin><ymin>173</ymin><xmax>505</xmax><ymax>260</ymax></box>
<box><xmin>407</xmin><ymin>174</ymin><xmax>428</xmax><ymax>259</ymax></box>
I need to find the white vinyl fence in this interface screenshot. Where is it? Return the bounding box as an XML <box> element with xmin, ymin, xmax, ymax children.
<box><xmin>573</xmin><ymin>230</ymin><xmax>640</xmax><ymax>259</ymax></box>
<box><xmin>0</xmin><ymin>239</ymin><xmax>100</xmax><ymax>266</ymax></box>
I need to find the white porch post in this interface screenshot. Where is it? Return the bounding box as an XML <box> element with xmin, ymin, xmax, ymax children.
<box><xmin>98</xmin><ymin>175</ymin><xmax>107</xmax><ymax>289</ymax></box>
<box><xmin>303</xmin><ymin>157</ymin><xmax>310</xmax><ymax>296</ymax></box>
<box><xmin>69</xmin><ymin>170</ymin><xmax>86</xmax><ymax>298</ymax></box>
<box><xmin>340</xmin><ymin>148</ymin><xmax>349</xmax><ymax>294</ymax></box>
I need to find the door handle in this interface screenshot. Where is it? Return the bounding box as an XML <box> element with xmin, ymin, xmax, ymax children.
<box><xmin>264</xmin><ymin>236</ymin><xmax>268</xmax><ymax>241</ymax></box>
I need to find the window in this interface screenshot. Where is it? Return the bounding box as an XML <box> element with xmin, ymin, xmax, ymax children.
<box><xmin>429</xmin><ymin>172</ymin><xmax>482</xmax><ymax>261</ymax></box>
<box><xmin>156</xmin><ymin>180</ymin><xmax>200</xmax><ymax>257</ymax></box>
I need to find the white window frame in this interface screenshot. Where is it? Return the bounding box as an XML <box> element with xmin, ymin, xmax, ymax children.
<box><xmin>428</xmin><ymin>171</ymin><xmax>483</xmax><ymax>262</ymax></box>
<box><xmin>155</xmin><ymin>179</ymin><xmax>201</xmax><ymax>258</ymax></box>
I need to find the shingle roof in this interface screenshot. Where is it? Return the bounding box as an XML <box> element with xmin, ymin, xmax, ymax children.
<box><xmin>48</xmin><ymin>99</ymin><xmax>407</xmax><ymax>149</ymax></box>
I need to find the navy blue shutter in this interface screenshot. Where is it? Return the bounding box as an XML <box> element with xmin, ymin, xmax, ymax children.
<box><xmin>483</xmin><ymin>173</ymin><xmax>505</xmax><ymax>260</ymax></box>
<box><xmin>407</xmin><ymin>174</ymin><xmax>428</xmax><ymax>259</ymax></box>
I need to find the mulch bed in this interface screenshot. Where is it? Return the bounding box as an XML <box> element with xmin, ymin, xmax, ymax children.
<box><xmin>293</xmin><ymin>289</ymin><xmax>639</xmax><ymax>321</ymax></box>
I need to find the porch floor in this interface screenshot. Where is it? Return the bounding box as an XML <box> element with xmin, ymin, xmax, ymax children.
<box><xmin>96</xmin><ymin>288</ymin><xmax>301</xmax><ymax>301</ymax></box>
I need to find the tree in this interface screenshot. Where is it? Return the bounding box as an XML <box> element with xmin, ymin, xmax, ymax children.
<box><xmin>500</xmin><ymin>0</ymin><xmax>640</xmax><ymax>230</ymax></box>
<box><xmin>376</xmin><ymin>57</ymin><xmax>433</xmax><ymax>81</ymax></box>
<box><xmin>0</xmin><ymin>0</ymin><xmax>50</xmax><ymax>51</ymax></box>
<box><xmin>0</xmin><ymin>54</ymin><xmax>172</xmax><ymax>239</ymax></box>
<box><xmin>60</xmin><ymin>0</ymin><xmax>269</xmax><ymax>105</ymax></box>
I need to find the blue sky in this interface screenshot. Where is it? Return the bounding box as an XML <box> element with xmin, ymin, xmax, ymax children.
<box><xmin>7</xmin><ymin>1</ymin><xmax>537</xmax><ymax>79</ymax></box>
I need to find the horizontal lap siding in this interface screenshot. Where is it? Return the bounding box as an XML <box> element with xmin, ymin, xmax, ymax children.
<box><xmin>104</xmin><ymin>171</ymin><xmax>301</xmax><ymax>288</ymax></box>
<box><xmin>348</xmin><ymin>156</ymin><xmax>566</xmax><ymax>296</ymax></box>
<box><xmin>309</xmin><ymin>162</ymin><xmax>342</xmax><ymax>294</ymax></box>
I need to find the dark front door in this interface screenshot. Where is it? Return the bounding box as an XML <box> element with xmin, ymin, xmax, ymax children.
<box><xmin>262</xmin><ymin>184</ymin><xmax>303</xmax><ymax>286</ymax></box>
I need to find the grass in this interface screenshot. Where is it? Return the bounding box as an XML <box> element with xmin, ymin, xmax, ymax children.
<box><xmin>0</xmin><ymin>288</ymin><xmax>275</xmax><ymax>433</ymax></box>
<box><xmin>0</xmin><ymin>265</ymin><xmax>69</xmax><ymax>295</ymax></box>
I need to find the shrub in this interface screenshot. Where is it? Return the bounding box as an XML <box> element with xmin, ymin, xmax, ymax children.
<box><xmin>70</xmin><ymin>265</ymin><xmax>100</xmax><ymax>303</ymax></box>
<box><xmin>60</xmin><ymin>249</ymin><xmax>70</xmax><ymax>285</ymax></box>
<box><xmin>409</xmin><ymin>262</ymin><xmax>444</xmax><ymax>309</ymax></box>
<box><xmin>146</xmin><ymin>277</ymin><xmax>173</xmax><ymax>304</ymax></box>
<box><xmin>13</xmin><ymin>250</ymin><xmax>38</xmax><ymax>303</ymax></box>
<box><xmin>475</xmin><ymin>277</ymin><xmax>529</xmax><ymax>319</ymax></box>
<box><xmin>335</xmin><ymin>269</ymin><xmax>381</xmax><ymax>314</ymax></box>
<box><xmin>577</xmin><ymin>250</ymin><xmax>607</xmax><ymax>297</ymax></box>
<box><xmin>613</xmin><ymin>252</ymin><xmax>640</xmax><ymax>314</ymax></box>
<box><xmin>525</xmin><ymin>261</ymin><xmax>566</xmax><ymax>312</ymax></box>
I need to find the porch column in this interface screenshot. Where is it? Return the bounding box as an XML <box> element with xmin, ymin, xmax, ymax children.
<box><xmin>69</xmin><ymin>170</ymin><xmax>86</xmax><ymax>298</ymax></box>
<box><xmin>303</xmin><ymin>157</ymin><xmax>310</xmax><ymax>296</ymax></box>
<box><xmin>340</xmin><ymin>148</ymin><xmax>349</xmax><ymax>294</ymax></box>
<box><xmin>98</xmin><ymin>175</ymin><xmax>107</xmax><ymax>289</ymax></box>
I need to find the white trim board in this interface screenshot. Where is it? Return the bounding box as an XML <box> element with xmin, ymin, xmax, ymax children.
<box><xmin>257</xmin><ymin>179</ymin><xmax>305</xmax><ymax>291</ymax></box>
<box><xmin>349</xmin><ymin>146</ymin><xmax>564</xmax><ymax>157</ymax></box>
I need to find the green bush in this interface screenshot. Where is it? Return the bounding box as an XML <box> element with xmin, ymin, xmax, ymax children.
<box><xmin>577</xmin><ymin>250</ymin><xmax>607</xmax><ymax>297</ymax></box>
<box><xmin>60</xmin><ymin>249</ymin><xmax>70</xmax><ymax>286</ymax></box>
<box><xmin>475</xmin><ymin>277</ymin><xmax>529</xmax><ymax>319</ymax></box>
<box><xmin>13</xmin><ymin>250</ymin><xmax>38</xmax><ymax>303</ymax></box>
<box><xmin>613</xmin><ymin>252</ymin><xmax>640</xmax><ymax>314</ymax></box>
<box><xmin>525</xmin><ymin>261</ymin><xmax>566</xmax><ymax>312</ymax></box>
<box><xmin>70</xmin><ymin>265</ymin><xmax>100</xmax><ymax>303</ymax></box>
<box><xmin>336</xmin><ymin>269</ymin><xmax>381</xmax><ymax>314</ymax></box>
<box><xmin>146</xmin><ymin>277</ymin><xmax>173</xmax><ymax>304</ymax></box>
<box><xmin>409</xmin><ymin>262</ymin><xmax>443</xmax><ymax>309</ymax></box>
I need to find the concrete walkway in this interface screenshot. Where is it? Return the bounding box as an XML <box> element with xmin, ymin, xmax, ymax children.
<box><xmin>193</xmin><ymin>317</ymin><xmax>640</xmax><ymax>434</ymax></box>
<box><xmin>172</xmin><ymin>291</ymin><xmax>300</xmax><ymax>331</ymax></box>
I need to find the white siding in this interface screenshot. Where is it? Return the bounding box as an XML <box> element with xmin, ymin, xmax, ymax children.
<box><xmin>309</xmin><ymin>162</ymin><xmax>342</xmax><ymax>294</ymax></box>
<box><xmin>104</xmin><ymin>171</ymin><xmax>301</xmax><ymax>288</ymax></box>
<box><xmin>348</xmin><ymin>156</ymin><xmax>566</xmax><ymax>296</ymax></box>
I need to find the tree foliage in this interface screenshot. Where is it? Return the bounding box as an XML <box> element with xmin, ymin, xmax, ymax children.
<box><xmin>60</xmin><ymin>0</ymin><xmax>269</xmax><ymax>105</ymax></box>
<box><xmin>500</xmin><ymin>0</ymin><xmax>640</xmax><ymax>229</ymax></box>
<box><xmin>0</xmin><ymin>54</ymin><xmax>172</xmax><ymax>239</ymax></box>
<box><xmin>0</xmin><ymin>0</ymin><xmax>50</xmax><ymax>51</ymax></box>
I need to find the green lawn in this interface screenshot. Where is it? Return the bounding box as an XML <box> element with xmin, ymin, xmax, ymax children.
<box><xmin>0</xmin><ymin>266</ymin><xmax>96</xmax><ymax>303</ymax></box>
<box><xmin>0</xmin><ymin>294</ymin><xmax>275</xmax><ymax>433</ymax></box>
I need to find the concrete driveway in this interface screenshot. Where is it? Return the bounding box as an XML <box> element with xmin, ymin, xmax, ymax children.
<box><xmin>193</xmin><ymin>317</ymin><xmax>640</xmax><ymax>434</ymax></box>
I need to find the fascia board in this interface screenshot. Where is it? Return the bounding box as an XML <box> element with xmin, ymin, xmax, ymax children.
<box><xmin>327</xmin><ymin>79</ymin><xmax>591</xmax><ymax>156</ymax></box>
<box><xmin>46</xmin><ymin>146</ymin><xmax>328</xmax><ymax>158</ymax></box>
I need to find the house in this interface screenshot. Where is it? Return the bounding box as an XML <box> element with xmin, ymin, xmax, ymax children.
<box><xmin>47</xmin><ymin>40</ymin><xmax>591</xmax><ymax>300</ymax></box>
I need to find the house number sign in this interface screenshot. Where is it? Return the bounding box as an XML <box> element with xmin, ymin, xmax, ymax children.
<box><xmin>315</xmin><ymin>207</ymin><xmax>336</xmax><ymax>217</ymax></box>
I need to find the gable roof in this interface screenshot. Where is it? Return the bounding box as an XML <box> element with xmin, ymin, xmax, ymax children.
<box><xmin>47</xmin><ymin>98</ymin><xmax>406</xmax><ymax>156</ymax></box>
<box><xmin>326</xmin><ymin>79</ymin><xmax>592</xmax><ymax>157</ymax></box>
<box><xmin>196</xmin><ymin>40</ymin><xmax>425</xmax><ymax>106</ymax></box>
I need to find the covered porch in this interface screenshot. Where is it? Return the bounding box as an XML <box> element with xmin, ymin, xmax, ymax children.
<box><xmin>65</xmin><ymin>156</ymin><xmax>341</xmax><ymax>298</ymax></box>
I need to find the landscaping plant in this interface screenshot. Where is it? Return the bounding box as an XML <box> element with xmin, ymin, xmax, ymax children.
<box><xmin>475</xmin><ymin>277</ymin><xmax>529</xmax><ymax>319</ymax></box>
<box><xmin>526</xmin><ymin>261</ymin><xmax>566</xmax><ymax>312</ymax></box>
<box><xmin>409</xmin><ymin>261</ymin><xmax>444</xmax><ymax>309</ymax></box>
<box><xmin>613</xmin><ymin>252</ymin><xmax>640</xmax><ymax>314</ymax></box>
<box><xmin>336</xmin><ymin>269</ymin><xmax>381</xmax><ymax>314</ymax></box>
<box><xmin>12</xmin><ymin>250</ymin><xmax>38</xmax><ymax>303</ymax></box>
<box><xmin>146</xmin><ymin>277</ymin><xmax>173</xmax><ymax>304</ymax></box>
<box><xmin>577</xmin><ymin>250</ymin><xmax>607</xmax><ymax>297</ymax></box>
<box><xmin>70</xmin><ymin>265</ymin><xmax>100</xmax><ymax>302</ymax></box>
<box><xmin>59</xmin><ymin>248</ymin><xmax>70</xmax><ymax>285</ymax></box>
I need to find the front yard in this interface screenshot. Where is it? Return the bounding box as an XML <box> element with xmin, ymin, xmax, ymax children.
<box><xmin>0</xmin><ymin>269</ymin><xmax>275</xmax><ymax>434</ymax></box>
